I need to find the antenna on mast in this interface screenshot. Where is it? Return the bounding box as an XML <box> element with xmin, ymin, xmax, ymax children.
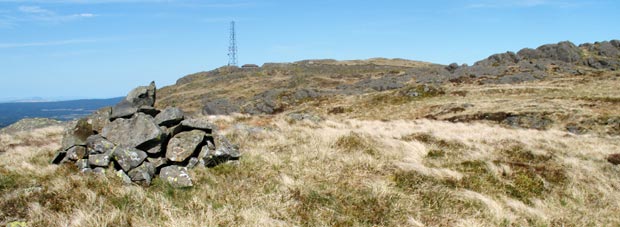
<box><xmin>228</xmin><ymin>21</ymin><xmax>238</xmax><ymax>66</ymax></box>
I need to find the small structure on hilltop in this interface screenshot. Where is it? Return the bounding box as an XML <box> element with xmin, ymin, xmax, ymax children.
<box><xmin>241</xmin><ymin>64</ymin><xmax>259</xmax><ymax>68</ymax></box>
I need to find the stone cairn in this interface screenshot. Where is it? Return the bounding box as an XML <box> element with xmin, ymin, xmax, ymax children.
<box><xmin>50</xmin><ymin>82</ymin><xmax>240</xmax><ymax>188</ymax></box>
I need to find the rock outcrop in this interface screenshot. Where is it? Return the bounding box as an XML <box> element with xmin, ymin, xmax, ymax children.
<box><xmin>51</xmin><ymin>82</ymin><xmax>240</xmax><ymax>188</ymax></box>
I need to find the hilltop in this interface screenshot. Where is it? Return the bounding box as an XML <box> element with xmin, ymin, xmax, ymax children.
<box><xmin>1</xmin><ymin>40</ymin><xmax>620</xmax><ymax>226</ymax></box>
<box><xmin>158</xmin><ymin>40</ymin><xmax>620</xmax><ymax>136</ymax></box>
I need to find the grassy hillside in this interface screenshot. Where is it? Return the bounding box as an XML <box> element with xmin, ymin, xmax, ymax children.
<box><xmin>1</xmin><ymin>40</ymin><xmax>620</xmax><ymax>226</ymax></box>
<box><xmin>1</xmin><ymin>113</ymin><xmax>620</xmax><ymax>226</ymax></box>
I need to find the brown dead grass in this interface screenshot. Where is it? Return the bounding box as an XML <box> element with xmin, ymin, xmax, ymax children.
<box><xmin>1</xmin><ymin>117</ymin><xmax>620</xmax><ymax>226</ymax></box>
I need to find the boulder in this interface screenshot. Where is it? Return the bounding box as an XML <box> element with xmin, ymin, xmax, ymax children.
<box><xmin>110</xmin><ymin>82</ymin><xmax>157</xmax><ymax>119</ymax></box>
<box><xmin>88</xmin><ymin>152</ymin><xmax>112</xmax><ymax>167</ymax></box>
<box><xmin>155</xmin><ymin>107</ymin><xmax>185</xmax><ymax>127</ymax></box>
<box><xmin>203</xmin><ymin>135</ymin><xmax>240</xmax><ymax>167</ymax></box>
<box><xmin>160</xmin><ymin>165</ymin><xmax>193</xmax><ymax>188</ymax></box>
<box><xmin>147</xmin><ymin>157</ymin><xmax>168</xmax><ymax>169</ymax></box>
<box><xmin>66</xmin><ymin>146</ymin><xmax>87</xmax><ymax>161</ymax></box>
<box><xmin>181</xmin><ymin>118</ymin><xmax>217</xmax><ymax>133</ymax></box>
<box><xmin>86</xmin><ymin>135</ymin><xmax>115</xmax><ymax>154</ymax></box>
<box><xmin>75</xmin><ymin>159</ymin><xmax>89</xmax><ymax>170</ymax></box>
<box><xmin>116</xmin><ymin>170</ymin><xmax>132</xmax><ymax>185</ymax></box>
<box><xmin>112</xmin><ymin>146</ymin><xmax>147</xmax><ymax>172</ymax></box>
<box><xmin>536</xmin><ymin>41</ymin><xmax>582</xmax><ymax>63</ymax></box>
<box><xmin>88</xmin><ymin>107</ymin><xmax>112</xmax><ymax>133</ymax></box>
<box><xmin>101</xmin><ymin>113</ymin><xmax>164</xmax><ymax>149</ymax></box>
<box><xmin>61</xmin><ymin>118</ymin><xmax>93</xmax><ymax>151</ymax></box>
<box><xmin>128</xmin><ymin>162</ymin><xmax>155</xmax><ymax>185</ymax></box>
<box><xmin>166</xmin><ymin>130</ymin><xmax>206</xmax><ymax>162</ymax></box>
<box><xmin>187</xmin><ymin>157</ymin><xmax>199</xmax><ymax>169</ymax></box>
<box><xmin>597</xmin><ymin>41</ymin><xmax>620</xmax><ymax>58</ymax></box>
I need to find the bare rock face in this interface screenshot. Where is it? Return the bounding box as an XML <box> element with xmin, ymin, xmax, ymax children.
<box><xmin>101</xmin><ymin>113</ymin><xmax>164</xmax><ymax>149</ymax></box>
<box><xmin>166</xmin><ymin>130</ymin><xmax>206</xmax><ymax>162</ymax></box>
<box><xmin>160</xmin><ymin>165</ymin><xmax>193</xmax><ymax>188</ymax></box>
<box><xmin>110</xmin><ymin>81</ymin><xmax>156</xmax><ymax>120</ymax></box>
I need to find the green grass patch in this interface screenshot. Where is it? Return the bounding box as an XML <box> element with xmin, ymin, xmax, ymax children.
<box><xmin>333</xmin><ymin>132</ymin><xmax>378</xmax><ymax>155</ymax></box>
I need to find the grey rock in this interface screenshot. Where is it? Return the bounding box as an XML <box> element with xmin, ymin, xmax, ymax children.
<box><xmin>116</xmin><ymin>170</ymin><xmax>132</xmax><ymax>185</ymax></box>
<box><xmin>76</xmin><ymin>159</ymin><xmax>90</xmax><ymax>170</ymax></box>
<box><xmin>160</xmin><ymin>165</ymin><xmax>193</xmax><ymax>188</ymax></box>
<box><xmin>128</xmin><ymin>162</ymin><xmax>155</xmax><ymax>185</ymax></box>
<box><xmin>110</xmin><ymin>82</ymin><xmax>157</xmax><ymax>119</ymax></box>
<box><xmin>536</xmin><ymin>41</ymin><xmax>582</xmax><ymax>63</ymax></box>
<box><xmin>50</xmin><ymin>150</ymin><xmax>66</xmax><ymax>164</ymax></box>
<box><xmin>203</xmin><ymin>98</ymin><xmax>242</xmax><ymax>115</ymax></box>
<box><xmin>181</xmin><ymin>118</ymin><xmax>217</xmax><ymax>133</ymax></box>
<box><xmin>137</xmin><ymin>106</ymin><xmax>160</xmax><ymax>117</ymax></box>
<box><xmin>147</xmin><ymin>157</ymin><xmax>168</xmax><ymax>169</ymax></box>
<box><xmin>80</xmin><ymin>168</ymin><xmax>93</xmax><ymax>174</ymax></box>
<box><xmin>517</xmin><ymin>48</ymin><xmax>542</xmax><ymax>60</ymax></box>
<box><xmin>476</xmin><ymin>51</ymin><xmax>520</xmax><ymax>66</ymax></box>
<box><xmin>102</xmin><ymin>113</ymin><xmax>164</xmax><ymax>149</ymax></box>
<box><xmin>166</xmin><ymin>130</ymin><xmax>206</xmax><ymax>162</ymax></box>
<box><xmin>66</xmin><ymin>146</ymin><xmax>87</xmax><ymax>161</ymax></box>
<box><xmin>214</xmin><ymin>135</ymin><xmax>241</xmax><ymax>159</ymax></box>
<box><xmin>88</xmin><ymin>107</ymin><xmax>112</xmax><ymax>133</ymax></box>
<box><xmin>597</xmin><ymin>41</ymin><xmax>620</xmax><ymax>58</ymax></box>
<box><xmin>93</xmin><ymin>167</ymin><xmax>106</xmax><ymax>176</ymax></box>
<box><xmin>287</xmin><ymin>112</ymin><xmax>323</xmax><ymax>123</ymax></box>
<box><xmin>112</xmin><ymin>146</ymin><xmax>147</xmax><ymax>172</ymax></box>
<box><xmin>86</xmin><ymin>135</ymin><xmax>115</xmax><ymax>154</ymax></box>
<box><xmin>187</xmin><ymin>157</ymin><xmax>199</xmax><ymax>169</ymax></box>
<box><xmin>155</xmin><ymin>107</ymin><xmax>185</xmax><ymax>127</ymax></box>
<box><xmin>61</xmin><ymin>118</ymin><xmax>93</xmax><ymax>151</ymax></box>
<box><xmin>88</xmin><ymin>152</ymin><xmax>112</xmax><ymax>167</ymax></box>
<box><xmin>203</xmin><ymin>135</ymin><xmax>240</xmax><ymax>167</ymax></box>
<box><xmin>167</xmin><ymin>124</ymin><xmax>184</xmax><ymax>137</ymax></box>
<box><xmin>146</xmin><ymin>143</ymin><xmax>163</xmax><ymax>154</ymax></box>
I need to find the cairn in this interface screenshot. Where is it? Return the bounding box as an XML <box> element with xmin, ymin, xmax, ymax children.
<box><xmin>51</xmin><ymin>82</ymin><xmax>240</xmax><ymax>187</ymax></box>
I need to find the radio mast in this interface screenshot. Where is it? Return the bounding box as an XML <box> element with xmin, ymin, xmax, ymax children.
<box><xmin>228</xmin><ymin>21</ymin><xmax>238</xmax><ymax>66</ymax></box>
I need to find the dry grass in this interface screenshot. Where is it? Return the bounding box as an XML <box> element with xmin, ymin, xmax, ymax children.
<box><xmin>1</xmin><ymin>116</ymin><xmax>620</xmax><ymax>226</ymax></box>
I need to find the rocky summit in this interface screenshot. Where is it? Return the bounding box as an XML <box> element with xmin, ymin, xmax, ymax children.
<box><xmin>51</xmin><ymin>82</ymin><xmax>240</xmax><ymax>188</ymax></box>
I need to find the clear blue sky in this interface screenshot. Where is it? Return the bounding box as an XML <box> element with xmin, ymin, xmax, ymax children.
<box><xmin>0</xmin><ymin>0</ymin><xmax>618</xmax><ymax>100</ymax></box>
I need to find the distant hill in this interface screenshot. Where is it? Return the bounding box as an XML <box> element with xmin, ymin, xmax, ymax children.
<box><xmin>0</xmin><ymin>97</ymin><xmax>123</xmax><ymax>128</ymax></box>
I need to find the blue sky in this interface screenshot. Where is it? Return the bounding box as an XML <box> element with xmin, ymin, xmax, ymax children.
<box><xmin>0</xmin><ymin>0</ymin><xmax>618</xmax><ymax>100</ymax></box>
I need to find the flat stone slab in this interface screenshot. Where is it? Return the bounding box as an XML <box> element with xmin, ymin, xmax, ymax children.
<box><xmin>102</xmin><ymin>113</ymin><xmax>164</xmax><ymax>148</ymax></box>
<box><xmin>165</xmin><ymin>130</ymin><xmax>206</xmax><ymax>162</ymax></box>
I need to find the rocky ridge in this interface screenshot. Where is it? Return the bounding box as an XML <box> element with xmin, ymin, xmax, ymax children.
<box><xmin>157</xmin><ymin>40</ymin><xmax>620</xmax><ymax>116</ymax></box>
<box><xmin>50</xmin><ymin>82</ymin><xmax>240</xmax><ymax>187</ymax></box>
